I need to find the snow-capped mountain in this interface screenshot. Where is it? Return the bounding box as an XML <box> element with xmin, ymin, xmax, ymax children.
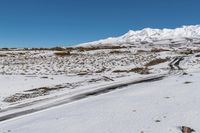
<box><xmin>79</xmin><ymin>25</ymin><xmax>200</xmax><ymax>47</ymax></box>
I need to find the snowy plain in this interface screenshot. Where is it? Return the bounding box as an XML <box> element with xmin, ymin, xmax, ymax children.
<box><xmin>0</xmin><ymin>71</ymin><xmax>199</xmax><ymax>133</ymax></box>
<box><xmin>1</xmin><ymin>25</ymin><xmax>200</xmax><ymax>133</ymax></box>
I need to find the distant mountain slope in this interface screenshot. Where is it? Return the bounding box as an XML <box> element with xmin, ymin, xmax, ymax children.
<box><xmin>78</xmin><ymin>25</ymin><xmax>200</xmax><ymax>47</ymax></box>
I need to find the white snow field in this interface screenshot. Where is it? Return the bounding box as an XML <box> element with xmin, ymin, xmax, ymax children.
<box><xmin>0</xmin><ymin>25</ymin><xmax>200</xmax><ymax>133</ymax></box>
<box><xmin>0</xmin><ymin>71</ymin><xmax>200</xmax><ymax>133</ymax></box>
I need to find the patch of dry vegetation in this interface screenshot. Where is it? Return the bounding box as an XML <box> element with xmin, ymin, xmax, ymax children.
<box><xmin>76</xmin><ymin>46</ymin><xmax>126</xmax><ymax>52</ymax></box>
<box><xmin>129</xmin><ymin>67</ymin><xmax>150</xmax><ymax>74</ymax></box>
<box><xmin>150</xmin><ymin>48</ymin><xmax>170</xmax><ymax>53</ymax></box>
<box><xmin>145</xmin><ymin>58</ymin><xmax>169</xmax><ymax>67</ymax></box>
<box><xmin>54</xmin><ymin>51</ymin><xmax>71</xmax><ymax>57</ymax></box>
<box><xmin>4</xmin><ymin>85</ymin><xmax>66</xmax><ymax>103</ymax></box>
<box><xmin>136</xmin><ymin>49</ymin><xmax>148</xmax><ymax>53</ymax></box>
<box><xmin>109</xmin><ymin>50</ymin><xmax>130</xmax><ymax>54</ymax></box>
<box><xmin>179</xmin><ymin>49</ymin><xmax>193</xmax><ymax>55</ymax></box>
<box><xmin>0</xmin><ymin>54</ymin><xmax>7</xmax><ymax>57</ymax></box>
<box><xmin>176</xmin><ymin>48</ymin><xmax>200</xmax><ymax>55</ymax></box>
<box><xmin>28</xmin><ymin>47</ymin><xmax>67</xmax><ymax>51</ymax></box>
<box><xmin>113</xmin><ymin>67</ymin><xmax>150</xmax><ymax>74</ymax></box>
<box><xmin>4</xmin><ymin>91</ymin><xmax>47</xmax><ymax>103</ymax></box>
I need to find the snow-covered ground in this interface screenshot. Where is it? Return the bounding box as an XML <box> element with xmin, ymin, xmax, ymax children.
<box><xmin>0</xmin><ymin>71</ymin><xmax>200</xmax><ymax>133</ymax></box>
<box><xmin>1</xmin><ymin>25</ymin><xmax>200</xmax><ymax>133</ymax></box>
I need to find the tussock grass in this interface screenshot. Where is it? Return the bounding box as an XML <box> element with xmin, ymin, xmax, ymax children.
<box><xmin>150</xmin><ymin>48</ymin><xmax>170</xmax><ymax>53</ymax></box>
<box><xmin>129</xmin><ymin>67</ymin><xmax>150</xmax><ymax>74</ymax></box>
<box><xmin>109</xmin><ymin>50</ymin><xmax>130</xmax><ymax>54</ymax></box>
<box><xmin>113</xmin><ymin>67</ymin><xmax>150</xmax><ymax>75</ymax></box>
<box><xmin>54</xmin><ymin>51</ymin><xmax>71</xmax><ymax>57</ymax></box>
<box><xmin>76</xmin><ymin>46</ymin><xmax>126</xmax><ymax>52</ymax></box>
<box><xmin>145</xmin><ymin>58</ymin><xmax>169</xmax><ymax>67</ymax></box>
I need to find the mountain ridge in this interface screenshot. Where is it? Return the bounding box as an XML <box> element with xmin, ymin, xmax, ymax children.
<box><xmin>78</xmin><ymin>25</ymin><xmax>200</xmax><ymax>47</ymax></box>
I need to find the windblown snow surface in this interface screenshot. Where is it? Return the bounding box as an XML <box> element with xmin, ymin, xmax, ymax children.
<box><xmin>1</xmin><ymin>25</ymin><xmax>200</xmax><ymax>133</ymax></box>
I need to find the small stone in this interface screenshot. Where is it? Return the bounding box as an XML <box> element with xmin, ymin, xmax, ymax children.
<box><xmin>184</xmin><ymin>81</ymin><xmax>192</xmax><ymax>84</ymax></box>
<box><xmin>155</xmin><ymin>120</ymin><xmax>161</xmax><ymax>123</ymax></box>
<box><xmin>181</xmin><ymin>126</ymin><xmax>195</xmax><ymax>133</ymax></box>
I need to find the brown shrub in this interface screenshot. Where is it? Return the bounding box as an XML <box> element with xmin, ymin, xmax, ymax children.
<box><xmin>137</xmin><ymin>49</ymin><xmax>148</xmax><ymax>53</ymax></box>
<box><xmin>54</xmin><ymin>51</ymin><xmax>71</xmax><ymax>56</ymax></box>
<box><xmin>0</xmin><ymin>54</ymin><xmax>7</xmax><ymax>57</ymax></box>
<box><xmin>129</xmin><ymin>67</ymin><xmax>150</xmax><ymax>74</ymax></box>
<box><xmin>179</xmin><ymin>49</ymin><xmax>193</xmax><ymax>55</ymax></box>
<box><xmin>150</xmin><ymin>48</ymin><xmax>170</xmax><ymax>53</ymax></box>
<box><xmin>112</xmin><ymin>70</ymin><xmax>127</xmax><ymax>73</ymax></box>
<box><xmin>113</xmin><ymin>67</ymin><xmax>150</xmax><ymax>74</ymax></box>
<box><xmin>109</xmin><ymin>50</ymin><xmax>130</xmax><ymax>54</ymax></box>
<box><xmin>50</xmin><ymin>47</ymin><xmax>65</xmax><ymax>51</ymax></box>
<box><xmin>145</xmin><ymin>58</ymin><xmax>169</xmax><ymax>67</ymax></box>
<box><xmin>76</xmin><ymin>46</ymin><xmax>126</xmax><ymax>52</ymax></box>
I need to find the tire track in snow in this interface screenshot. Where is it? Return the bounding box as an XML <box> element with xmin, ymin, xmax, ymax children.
<box><xmin>0</xmin><ymin>75</ymin><xmax>165</xmax><ymax>122</ymax></box>
<box><xmin>168</xmin><ymin>56</ymin><xmax>185</xmax><ymax>75</ymax></box>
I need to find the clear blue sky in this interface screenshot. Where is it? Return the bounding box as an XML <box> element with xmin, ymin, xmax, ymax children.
<box><xmin>0</xmin><ymin>0</ymin><xmax>200</xmax><ymax>48</ymax></box>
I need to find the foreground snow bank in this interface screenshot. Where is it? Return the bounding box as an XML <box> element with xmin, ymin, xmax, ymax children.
<box><xmin>0</xmin><ymin>71</ymin><xmax>200</xmax><ymax>133</ymax></box>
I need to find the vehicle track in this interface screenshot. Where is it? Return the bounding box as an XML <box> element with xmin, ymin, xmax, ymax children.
<box><xmin>0</xmin><ymin>75</ymin><xmax>165</xmax><ymax>122</ymax></box>
<box><xmin>168</xmin><ymin>56</ymin><xmax>185</xmax><ymax>75</ymax></box>
<box><xmin>0</xmin><ymin>56</ymin><xmax>186</xmax><ymax>122</ymax></box>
